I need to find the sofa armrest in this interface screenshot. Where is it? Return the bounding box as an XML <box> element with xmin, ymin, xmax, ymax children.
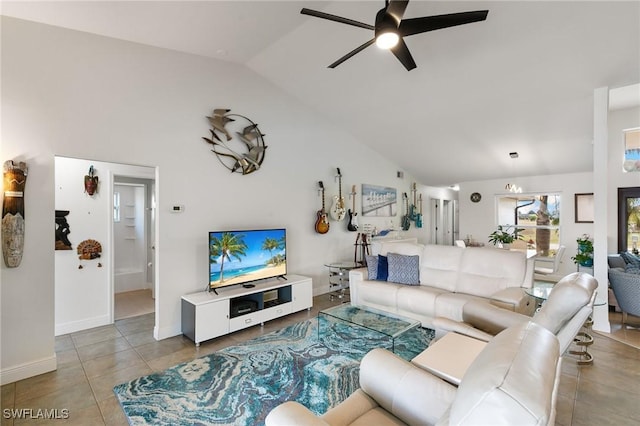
<box><xmin>265</xmin><ymin>401</ymin><xmax>329</xmax><ymax>426</ymax></box>
<box><xmin>431</xmin><ymin>317</ymin><xmax>494</xmax><ymax>342</ymax></box>
<box><xmin>348</xmin><ymin>267</ymin><xmax>367</xmax><ymax>306</ymax></box>
<box><xmin>360</xmin><ymin>348</ymin><xmax>457</xmax><ymax>426</ymax></box>
<box><xmin>463</xmin><ymin>301</ymin><xmax>530</xmax><ymax>336</ymax></box>
<box><xmin>490</xmin><ymin>287</ymin><xmax>536</xmax><ymax>316</ymax></box>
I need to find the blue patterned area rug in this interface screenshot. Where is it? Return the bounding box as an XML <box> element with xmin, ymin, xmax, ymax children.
<box><xmin>114</xmin><ymin>317</ymin><xmax>433</xmax><ymax>426</ymax></box>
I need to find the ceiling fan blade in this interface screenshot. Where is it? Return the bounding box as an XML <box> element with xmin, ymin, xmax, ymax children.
<box><xmin>301</xmin><ymin>8</ymin><xmax>375</xmax><ymax>31</ymax></box>
<box><xmin>385</xmin><ymin>0</ymin><xmax>409</xmax><ymax>25</ymax></box>
<box><xmin>399</xmin><ymin>10</ymin><xmax>489</xmax><ymax>37</ymax></box>
<box><xmin>390</xmin><ymin>38</ymin><xmax>417</xmax><ymax>71</ymax></box>
<box><xmin>328</xmin><ymin>39</ymin><xmax>376</xmax><ymax>68</ymax></box>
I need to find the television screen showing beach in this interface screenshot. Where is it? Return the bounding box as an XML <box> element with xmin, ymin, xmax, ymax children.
<box><xmin>209</xmin><ymin>228</ymin><xmax>286</xmax><ymax>288</ymax></box>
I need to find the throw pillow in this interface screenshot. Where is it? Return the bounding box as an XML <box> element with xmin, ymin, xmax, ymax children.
<box><xmin>377</xmin><ymin>255</ymin><xmax>389</xmax><ymax>281</ymax></box>
<box><xmin>386</xmin><ymin>252</ymin><xmax>420</xmax><ymax>285</ymax></box>
<box><xmin>620</xmin><ymin>252</ymin><xmax>640</xmax><ymax>267</ymax></box>
<box><xmin>366</xmin><ymin>255</ymin><xmax>378</xmax><ymax>280</ymax></box>
<box><xmin>625</xmin><ymin>264</ymin><xmax>640</xmax><ymax>275</ymax></box>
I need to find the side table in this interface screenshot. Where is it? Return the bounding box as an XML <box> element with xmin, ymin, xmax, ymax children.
<box><xmin>325</xmin><ymin>261</ymin><xmax>361</xmax><ymax>302</ymax></box>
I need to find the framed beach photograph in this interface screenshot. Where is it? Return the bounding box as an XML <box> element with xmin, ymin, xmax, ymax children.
<box><xmin>575</xmin><ymin>193</ymin><xmax>594</xmax><ymax>223</ymax></box>
<box><xmin>361</xmin><ymin>184</ymin><xmax>397</xmax><ymax>217</ymax></box>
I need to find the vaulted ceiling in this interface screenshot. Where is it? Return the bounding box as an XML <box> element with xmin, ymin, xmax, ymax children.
<box><xmin>3</xmin><ymin>1</ymin><xmax>639</xmax><ymax>186</ymax></box>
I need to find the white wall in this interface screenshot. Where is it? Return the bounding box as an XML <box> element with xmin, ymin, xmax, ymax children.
<box><xmin>1</xmin><ymin>17</ymin><xmax>430</xmax><ymax>383</ymax></box>
<box><xmin>607</xmin><ymin>106</ymin><xmax>640</xmax><ymax>251</ymax></box>
<box><xmin>459</xmin><ymin>172</ymin><xmax>595</xmax><ymax>280</ymax></box>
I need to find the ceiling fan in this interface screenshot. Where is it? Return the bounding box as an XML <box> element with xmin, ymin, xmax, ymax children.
<box><xmin>301</xmin><ymin>0</ymin><xmax>488</xmax><ymax>71</ymax></box>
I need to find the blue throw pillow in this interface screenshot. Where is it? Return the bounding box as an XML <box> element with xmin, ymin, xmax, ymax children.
<box><xmin>366</xmin><ymin>255</ymin><xmax>378</xmax><ymax>280</ymax></box>
<box><xmin>386</xmin><ymin>252</ymin><xmax>420</xmax><ymax>285</ymax></box>
<box><xmin>377</xmin><ymin>255</ymin><xmax>388</xmax><ymax>281</ymax></box>
<box><xmin>625</xmin><ymin>264</ymin><xmax>640</xmax><ymax>274</ymax></box>
<box><xmin>620</xmin><ymin>252</ymin><xmax>640</xmax><ymax>267</ymax></box>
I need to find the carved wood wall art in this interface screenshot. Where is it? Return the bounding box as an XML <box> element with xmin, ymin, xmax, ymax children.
<box><xmin>2</xmin><ymin>160</ymin><xmax>28</xmax><ymax>267</ymax></box>
<box><xmin>55</xmin><ymin>210</ymin><xmax>72</xmax><ymax>250</ymax></box>
<box><xmin>202</xmin><ymin>109</ymin><xmax>267</xmax><ymax>175</ymax></box>
<box><xmin>77</xmin><ymin>239</ymin><xmax>102</xmax><ymax>268</ymax></box>
<box><xmin>84</xmin><ymin>165</ymin><xmax>98</xmax><ymax>195</ymax></box>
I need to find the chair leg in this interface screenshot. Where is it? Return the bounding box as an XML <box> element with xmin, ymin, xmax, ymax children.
<box><xmin>622</xmin><ymin>311</ymin><xmax>627</xmax><ymax>327</ymax></box>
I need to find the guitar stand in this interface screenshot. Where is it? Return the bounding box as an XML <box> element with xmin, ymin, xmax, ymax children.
<box><xmin>353</xmin><ymin>233</ymin><xmax>371</xmax><ymax>266</ymax></box>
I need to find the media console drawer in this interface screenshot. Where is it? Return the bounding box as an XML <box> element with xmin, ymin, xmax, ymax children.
<box><xmin>229</xmin><ymin>311</ymin><xmax>263</xmax><ymax>332</ymax></box>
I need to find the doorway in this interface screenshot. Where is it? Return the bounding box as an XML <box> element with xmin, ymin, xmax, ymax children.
<box><xmin>618</xmin><ymin>186</ymin><xmax>640</xmax><ymax>254</ymax></box>
<box><xmin>113</xmin><ymin>177</ymin><xmax>156</xmax><ymax>320</ymax></box>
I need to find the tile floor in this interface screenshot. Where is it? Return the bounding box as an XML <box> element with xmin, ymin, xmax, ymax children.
<box><xmin>2</xmin><ymin>295</ymin><xmax>639</xmax><ymax>425</ymax></box>
<box><xmin>114</xmin><ymin>289</ymin><xmax>154</xmax><ymax>321</ymax></box>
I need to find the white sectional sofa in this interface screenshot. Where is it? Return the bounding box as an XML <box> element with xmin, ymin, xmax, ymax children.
<box><xmin>349</xmin><ymin>241</ymin><xmax>535</xmax><ymax>328</ymax></box>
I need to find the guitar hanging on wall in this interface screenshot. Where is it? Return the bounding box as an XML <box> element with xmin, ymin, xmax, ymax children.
<box><xmin>409</xmin><ymin>182</ymin><xmax>418</xmax><ymax>221</ymax></box>
<box><xmin>330</xmin><ymin>168</ymin><xmax>346</xmax><ymax>221</ymax></box>
<box><xmin>347</xmin><ymin>185</ymin><xmax>358</xmax><ymax>231</ymax></box>
<box><xmin>416</xmin><ymin>194</ymin><xmax>423</xmax><ymax>228</ymax></box>
<box><xmin>401</xmin><ymin>192</ymin><xmax>411</xmax><ymax>231</ymax></box>
<box><xmin>315</xmin><ymin>181</ymin><xmax>330</xmax><ymax>234</ymax></box>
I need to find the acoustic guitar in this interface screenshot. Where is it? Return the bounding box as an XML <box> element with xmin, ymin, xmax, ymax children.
<box><xmin>401</xmin><ymin>192</ymin><xmax>411</xmax><ymax>231</ymax></box>
<box><xmin>347</xmin><ymin>184</ymin><xmax>358</xmax><ymax>231</ymax></box>
<box><xmin>315</xmin><ymin>181</ymin><xmax>330</xmax><ymax>234</ymax></box>
<box><xmin>330</xmin><ymin>168</ymin><xmax>346</xmax><ymax>221</ymax></box>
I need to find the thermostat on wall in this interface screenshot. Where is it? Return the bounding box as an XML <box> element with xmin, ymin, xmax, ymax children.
<box><xmin>171</xmin><ymin>205</ymin><xmax>185</xmax><ymax>213</ymax></box>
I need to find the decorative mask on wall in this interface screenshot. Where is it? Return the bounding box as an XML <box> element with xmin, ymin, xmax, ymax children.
<box><xmin>55</xmin><ymin>210</ymin><xmax>72</xmax><ymax>250</ymax></box>
<box><xmin>84</xmin><ymin>166</ymin><xmax>98</xmax><ymax>195</ymax></box>
<box><xmin>202</xmin><ymin>109</ymin><xmax>267</xmax><ymax>175</ymax></box>
<box><xmin>2</xmin><ymin>160</ymin><xmax>28</xmax><ymax>268</ymax></box>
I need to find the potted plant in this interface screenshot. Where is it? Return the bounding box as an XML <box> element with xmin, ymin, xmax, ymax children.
<box><xmin>488</xmin><ymin>225</ymin><xmax>524</xmax><ymax>248</ymax></box>
<box><xmin>571</xmin><ymin>234</ymin><xmax>593</xmax><ymax>267</ymax></box>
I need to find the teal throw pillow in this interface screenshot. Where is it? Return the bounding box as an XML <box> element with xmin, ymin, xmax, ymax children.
<box><xmin>387</xmin><ymin>252</ymin><xmax>420</xmax><ymax>285</ymax></box>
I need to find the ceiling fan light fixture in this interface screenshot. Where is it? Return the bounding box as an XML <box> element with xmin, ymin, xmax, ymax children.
<box><xmin>375</xmin><ymin>31</ymin><xmax>399</xmax><ymax>49</ymax></box>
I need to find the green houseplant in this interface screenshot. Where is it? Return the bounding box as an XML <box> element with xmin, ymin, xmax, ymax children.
<box><xmin>488</xmin><ymin>225</ymin><xmax>524</xmax><ymax>248</ymax></box>
<box><xmin>571</xmin><ymin>234</ymin><xmax>593</xmax><ymax>267</ymax></box>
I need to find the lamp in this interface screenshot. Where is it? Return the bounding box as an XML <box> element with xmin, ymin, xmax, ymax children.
<box><xmin>374</xmin><ymin>7</ymin><xmax>400</xmax><ymax>49</ymax></box>
<box><xmin>376</xmin><ymin>31</ymin><xmax>399</xmax><ymax>49</ymax></box>
<box><xmin>505</xmin><ymin>152</ymin><xmax>522</xmax><ymax>193</ymax></box>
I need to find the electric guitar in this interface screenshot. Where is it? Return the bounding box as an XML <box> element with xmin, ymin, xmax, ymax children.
<box><xmin>416</xmin><ymin>194</ymin><xmax>423</xmax><ymax>228</ymax></box>
<box><xmin>409</xmin><ymin>182</ymin><xmax>417</xmax><ymax>221</ymax></box>
<box><xmin>347</xmin><ymin>184</ymin><xmax>358</xmax><ymax>231</ymax></box>
<box><xmin>330</xmin><ymin>168</ymin><xmax>346</xmax><ymax>221</ymax></box>
<box><xmin>315</xmin><ymin>181</ymin><xmax>330</xmax><ymax>234</ymax></box>
<box><xmin>401</xmin><ymin>192</ymin><xmax>411</xmax><ymax>231</ymax></box>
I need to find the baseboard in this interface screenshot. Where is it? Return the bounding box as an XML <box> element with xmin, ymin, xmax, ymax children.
<box><xmin>55</xmin><ymin>314</ymin><xmax>110</xmax><ymax>336</ymax></box>
<box><xmin>0</xmin><ymin>354</ymin><xmax>57</xmax><ymax>385</ymax></box>
<box><xmin>154</xmin><ymin>322</ymin><xmax>181</xmax><ymax>341</ymax></box>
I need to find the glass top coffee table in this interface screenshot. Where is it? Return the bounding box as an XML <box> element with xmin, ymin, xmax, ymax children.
<box><xmin>318</xmin><ymin>304</ymin><xmax>421</xmax><ymax>354</ymax></box>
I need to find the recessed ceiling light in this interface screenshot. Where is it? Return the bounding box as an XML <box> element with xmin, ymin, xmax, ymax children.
<box><xmin>509</xmin><ymin>152</ymin><xmax>519</xmax><ymax>158</ymax></box>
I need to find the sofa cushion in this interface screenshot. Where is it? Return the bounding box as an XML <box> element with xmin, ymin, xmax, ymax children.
<box><xmin>396</xmin><ymin>286</ymin><xmax>447</xmax><ymax>319</ymax></box>
<box><xmin>420</xmin><ymin>245</ymin><xmax>465</xmax><ymax>292</ymax></box>
<box><xmin>387</xmin><ymin>253</ymin><xmax>419</xmax><ymax>285</ymax></box>
<box><xmin>456</xmin><ymin>248</ymin><xmax>527</xmax><ymax>298</ymax></box>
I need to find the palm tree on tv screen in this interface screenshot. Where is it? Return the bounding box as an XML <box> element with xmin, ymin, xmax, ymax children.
<box><xmin>261</xmin><ymin>237</ymin><xmax>284</xmax><ymax>266</ymax></box>
<box><xmin>210</xmin><ymin>233</ymin><xmax>248</xmax><ymax>282</ymax></box>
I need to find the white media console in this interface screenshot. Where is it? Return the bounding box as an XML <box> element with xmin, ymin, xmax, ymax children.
<box><xmin>181</xmin><ymin>274</ymin><xmax>313</xmax><ymax>346</ymax></box>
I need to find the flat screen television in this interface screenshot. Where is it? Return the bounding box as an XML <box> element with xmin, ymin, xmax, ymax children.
<box><xmin>209</xmin><ymin>228</ymin><xmax>287</xmax><ymax>292</ymax></box>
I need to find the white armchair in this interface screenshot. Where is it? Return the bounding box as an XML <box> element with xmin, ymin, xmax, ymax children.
<box><xmin>266</xmin><ymin>322</ymin><xmax>562</xmax><ymax>426</ymax></box>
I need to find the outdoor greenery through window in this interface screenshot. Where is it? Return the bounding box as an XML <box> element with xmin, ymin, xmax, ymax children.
<box><xmin>497</xmin><ymin>194</ymin><xmax>560</xmax><ymax>259</ymax></box>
